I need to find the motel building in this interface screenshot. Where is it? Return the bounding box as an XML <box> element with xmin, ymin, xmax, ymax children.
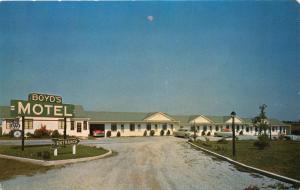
<box><xmin>0</xmin><ymin>93</ymin><xmax>291</xmax><ymax>138</ymax></box>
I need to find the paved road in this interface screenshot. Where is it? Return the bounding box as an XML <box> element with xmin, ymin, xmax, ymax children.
<box><xmin>0</xmin><ymin>137</ymin><xmax>295</xmax><ymax>190</ymax></box>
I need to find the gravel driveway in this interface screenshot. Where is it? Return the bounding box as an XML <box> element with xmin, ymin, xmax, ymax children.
<box><xmin>0</xmin><ymin>137</ymin><xmax>295</xmax><ymax>190</ymax></box>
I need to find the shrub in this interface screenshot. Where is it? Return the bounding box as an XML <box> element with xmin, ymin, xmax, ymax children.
<box><xmin>239</xmin><ymin>130</ymin><xmax>243</xmax><ymax>135</ymax></box>
<box><xmin>201</xmin><ymin>131</ymin><xmax>205</xmax><ymax>136</ymax></box>
<box><xmin>207</xmin><ymin>131</ymin><xmax>211</xmax><ymax>136</ymax></box>
<box><xmin>243</xmin><ymin>185</ymin><xmax>260</xmax><ymax>190</ymax></box>
<box><xmin>150</xmin><ymin>130</ymin><xmax>155</xmax><ymax>136</ymax></box>
<box><xmin>212</xmin><ymin>144</ymin><xmax>224</xmax><ymax>151</ymax></box>
<box><xmin>51</xmin><ymin>130</ymin><xmax>60</xmax><ymax>138</ymax></box>
<box><xmin>106</xmin><ymin>131</ymin><xmax>111</xmax><ymax>137</ymax></box>
<box><xmin>8</xmin><ymin>130</ymin><xmax>14</xmax><ymax>137</ymax></box>
<box><xmin>143</xmin><ymin>130</ymin><xmax>147</xmax><ymax>136</ymax></box>
<box><xmin>217</xmin><ymin>138</ymin><xmax>228</xmax><ymax>144</ymax></box>
<box><xmin>117</xmin><ymin>131</ymin><xmax>121</xmax><ymax>137</ymax></box>
<box><xmin>26</xmin><ymin>132</ymin><xmax>34</xmax><ymax>138</ymax></box>
<box><xmin>254</xmin><ymin>134</ymin><xmax>270</xmax><ymax>149</ymax></box>
<box><xmin>42</xmin><ymin>151</ymin><xmax>51</xmax><ymax>160</ymax></box>
<box><xmin>160</xmin><ymin>130</ymin><xmax>165</xmax><ymax>136</ymax></box>
<box><xmin>166</xmin><ymin>130</ymin><xmax>171</xmax><ymax>136</ymax></box>
<box><xmin>278</xmin><ymin>134</ymin><xmax>285</xmax><ymax>140</ymax></box>
<box><xmin>34</xmin><ymin>126</ymin><xmax>51</xmax><ymax>138</ymax></box>
<box><xmin>37</xmin><ymin>152</ymin><xmax>42</xmax><ymax>157</ymax></box>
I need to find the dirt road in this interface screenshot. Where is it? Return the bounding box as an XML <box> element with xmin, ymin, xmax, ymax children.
<box><xmin>0</xmin><ymin>137</ymin><xmax>294</xmax><ymax>190</ymax></box>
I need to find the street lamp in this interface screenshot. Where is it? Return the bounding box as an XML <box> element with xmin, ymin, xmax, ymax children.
<box><xmin>193</xmin><ymin>121</ymin><xmax>197</xmax><ymax>142</ymax></box>
<box><xmin>231</xmin><ymin>111</ymin><xmax>236</xmax><ymax>158</ymax></box>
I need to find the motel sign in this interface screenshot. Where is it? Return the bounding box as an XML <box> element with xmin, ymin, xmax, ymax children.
<box><xmin>10</xmin><ymin>93</ymin><xmax>74</xmax><ymax>118</ymax></box>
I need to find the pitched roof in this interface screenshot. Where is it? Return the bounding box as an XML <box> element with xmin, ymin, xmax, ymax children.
<box><xmin>0</xmin><ymin>106</ymin><xmax>12</xmax><ymax>119</ymax></box>
<box><xmin>0</xmin><ymin>105</ymin><xmax>291</xmax><ymax>126</ymax></box>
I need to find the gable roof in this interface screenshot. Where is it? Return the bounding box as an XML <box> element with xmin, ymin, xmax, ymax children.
<box><xmin>143</xmin><ymin>112</ymin><xmax>175</xmax><ymax>121</ymax></box>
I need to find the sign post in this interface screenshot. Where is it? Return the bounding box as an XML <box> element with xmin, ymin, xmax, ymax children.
<box><xmin>52</xmin><ymin>138</ymin><xmax>80</xmax><ymax>156</ymax></box>
<box><xmin>21</xmin><ymin>116</ymin><xmax>25</xmax><ymax>151</ymax></box>
<box><xmin>64</xmin><ymin>117</ymin><xmax>67</xmax><ymax>140</ymax></box>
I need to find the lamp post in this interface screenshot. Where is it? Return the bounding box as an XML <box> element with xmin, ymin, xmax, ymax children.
<box><xmin>231</xmin><ymin>111</ymin><xmax>236</xmax><ymax>158</ymax></box>
<box><xmin>193</xmin><ymin>121</ymin><xmax>197</xmax><ymax>142</ymax></box>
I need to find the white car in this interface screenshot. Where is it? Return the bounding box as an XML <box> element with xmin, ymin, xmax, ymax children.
<box><xmin>173</xmin><ymin>128</ymin><xmax>191</xmax><ymax>138</ymax></box>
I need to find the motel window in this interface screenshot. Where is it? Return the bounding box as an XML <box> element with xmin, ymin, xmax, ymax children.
<box><xmin>236</xmin><ymin>125</ymin><xmax>240</xmax><ymax>131</ymax></box>
<box><xmin>71</xmin><ymin>121</ymin><xmax>74</xmax><ymax>130</ymax></box>
<box><xmin>146</xmin><ymin>124</ymin><xmax>151</xmax><ymax>131</ymax></box>
<box><xmin>155</xmin><ymin>124</ymin><xmax>158</xmax><ymax>131</ymax></box>
<box><xmin>25</xmin><ymin>119</ymin><xmax>33</xmax><ymax>129</ymax></box>
<box><xmin>130</xmin><ymin>123</ymin><xmax>135</xmax><ymax>131</ymax></box>
<box><xmin>203</xmin><ymin>126</ymin><xmax>207</xmax><ymax>131</ymax></box>
<box><xmin>162</xmin><ymin>124</ymin><xmax>167</xmax><ymax>130</ymax></box>
<box><xmin>138</xmin><ymin>124</ymin><xmax>141</xmax><ymax>131</ymax></box>
<box><xmin>246</xmin><ymin>127</ymin><xmax>249</xmax><ymax>132</ymax></box>
<box><xmin>121</xmin><ymin>124</ymin><xmax>124</xmax><ymax>133</ymax></box>
<box><xmin>209</xmin><ymin>126</ymin><xmax>212</xmax><ymax>131</ymax></box>
<box><xmin>255</xmin><ymin>127</ymin><xmax>258</xmax><ymax>132</ymax></box>
<box><xmin>58</xmin><ymin>120</ymin><xmax>65</xmax><ymax>129</ymax></box>
<box><xmin>215</xmin><ymin>125</ymin><xmax>219</xmax><ymax>131</ymax></box>
<box><xmin>272</xmin><ymin>127</ymin><xmax>275</xmax><ymax>132</ymax></box>
<box><xmin>191</xmin><ymin>126</ymin><xmax>195</xmax><ymax>131</ymax></box>
<box><xmin>77</xmin><ymin>122</ymin><xmax>82</xmax><ymax>133</ymax></box>
<box><xmin>111</xmin><ymin>123</ymin><xmax>117</xmax><ymax>131</ymax></box>
<box><xmin>171</xmin><ymin>124</ymin><xmax>173</xmax><ymax>131</ymax></box>
<box><xmin>226</xmin><ymin>125</ymin><xmax>229</xmax><ymax>129</ymax></box>
<box><xmin>83</xmin><ymin>121</ymin><xmax>87</xmax><ymax>130</ymax></box>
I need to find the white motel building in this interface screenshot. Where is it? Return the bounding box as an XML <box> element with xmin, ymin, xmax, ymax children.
<box><xmin>0</xmin><ymin>93</ymin><xmax>291</xmax><ymax>138</ymax></box>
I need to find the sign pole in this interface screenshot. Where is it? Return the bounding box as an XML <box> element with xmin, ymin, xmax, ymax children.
<box><xmin>64</xmin><ymin>117</ymin><xmax>67</xmax><ymax>140</ymax></box>
<box><xmin>21</xmin><ymin>116</ymin><xmax>25</xmax><ymax>151</ymax></box>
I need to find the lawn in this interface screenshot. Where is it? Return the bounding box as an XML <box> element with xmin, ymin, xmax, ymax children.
<box><xmin>0</xmin><ymin>144</ymin><xmax>108</xmax><ymax>160</ymax></box>
<box><xmin>0</xmin><ymin>158</ymin><xmax>51</xmax><ymax>181</ymax></box>
<box><xmin>191</xmin><ymin>140</ymin><xmax>300</xmax><ymax>180</ymax></box>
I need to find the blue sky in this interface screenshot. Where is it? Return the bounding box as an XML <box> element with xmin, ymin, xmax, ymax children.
<box><xmin>0</xmin><ymin>1</ymin><xmax>299</xmax><ymax>120</ymax></box>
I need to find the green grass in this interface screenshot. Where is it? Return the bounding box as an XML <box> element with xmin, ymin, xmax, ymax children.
<box><xmin>0</xmin><ymin>144</ymin><xmax>108</xmax><ymax>160</ymax></box>
<box><xmin>191</xmin><ymin>140</ymin><xmax>300</xmax><ymax>180</ymax></box>
<box><xmin>0</xmin><ymin>158</ymin><xmax>52</xmax><ymax>181</ymax></box>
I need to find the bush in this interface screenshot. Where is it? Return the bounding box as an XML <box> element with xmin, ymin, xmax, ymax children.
<box><xmin>160</xmin><ymin>130</ymin><xmax>165</xmax><ymax>136</ymax></box>
<box><xmin>34</xmin><ymin>126</ymin><xmax>51</xmax><ymax>138</ymax></box>
<box><xmin>201</xmin><ymin>131</ymin><xmax>205</xmax><ymax>136</ymax></box>
<box><xmin>42</xmin><ymin>151</ymin><xmax>51</xmax><ymax>160</ymax></box>
<box><xmin>150</xmin><ymin>130</ymin><xmax>155</xmax><ymax>136</ymax></box>
<box><xmin>254</xmin><ymin>134</ymin><xmax>270</xmax><ymax>149</ymax></box>
<box><xmin>8</xmin><ymin>130</ymin><xmax>14</xmax><ymax>137</ymax></box>
<box><xmin>117</xmin><ymin>131</ymin><xmax>121</xmax><ymax>137</ymax></box>
<box><xmin>143</xmin><ymin>130</ymin><xmax>147</xmax><ymax>136</ymax></box>
<box><xmin>217</xmin><ymin>138</ymin><xmax>228</xmax><ymax>144</ymax></box>
<box><xmin>239</xmin><ymin>130</ymin><xmax>243</xmax><ymax>135</ymax></box>
<box><xmin>106</xmin><ymin>131</ymin><xmax>111</xmax><ymax>137</ymax></box>
<box><xmin>166</xmin><ymin>130</ymin><xmax>171</xmax><ymax>136</ymax></box>
<box><xmin>51</xmin><ymin>130</ymin><xmax>60</xmax><ymax>138</ymax></box>
<box><xmin>207</xmin><ymin>131</ymin><xmax>211</xmax><ymax>136</ymax></box>
<box><xmin>243</xmin><ymin>185</ymin><xmax>260</xmax><ymax>190</ymax></box>
<box><xmin>37</xmin><ymin>152</ymin><xmax>42</xmax><ymax>157</ymax></box>
<box><xmin>26</xmin><ymin>132</ymin><xmax>34</xmax><ymax>138</ymax></box>
<box><xmin>278</xmin><ymin>134</ymin><xmax>285</xmax><ymax>140</ymax></box>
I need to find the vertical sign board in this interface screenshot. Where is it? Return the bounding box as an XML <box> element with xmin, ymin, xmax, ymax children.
<box><xmin>10</xmin><ymin>93</ymin><xmax>75</xmax><ymax>151</ymax></box>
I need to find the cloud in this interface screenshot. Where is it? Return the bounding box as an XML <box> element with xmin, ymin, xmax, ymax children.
<box><xmin>147</xmin><ymin>16</ymin><xmax>154</xmax><ymax>22</ymax></box>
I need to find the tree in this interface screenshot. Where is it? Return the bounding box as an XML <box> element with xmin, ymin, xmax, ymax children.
<box><xmin>253</xmin><ymin>104</ymin><xmax>271</xmax><ymax>140</ymax></box>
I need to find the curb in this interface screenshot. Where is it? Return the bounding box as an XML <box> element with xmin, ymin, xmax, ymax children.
<box><xmin>0</xmin><ymin>149</ymin><xmax>112</xmax><ymax>166</ymax></box>
<box><xmin>187</xmin><ymin>141</ymin><xmax>300</xmax><ymax>186</ymax></box>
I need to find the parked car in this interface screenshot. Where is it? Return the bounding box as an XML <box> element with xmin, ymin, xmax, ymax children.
<box><xmin>93</xmin><ymin>130</ymin><xmax>105</xmax><ymax>137</ymax></box>
<box><xmin>173</xmin><ymin>128</ymin><xmax>190</xmax><ymax>138</ymax></box>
